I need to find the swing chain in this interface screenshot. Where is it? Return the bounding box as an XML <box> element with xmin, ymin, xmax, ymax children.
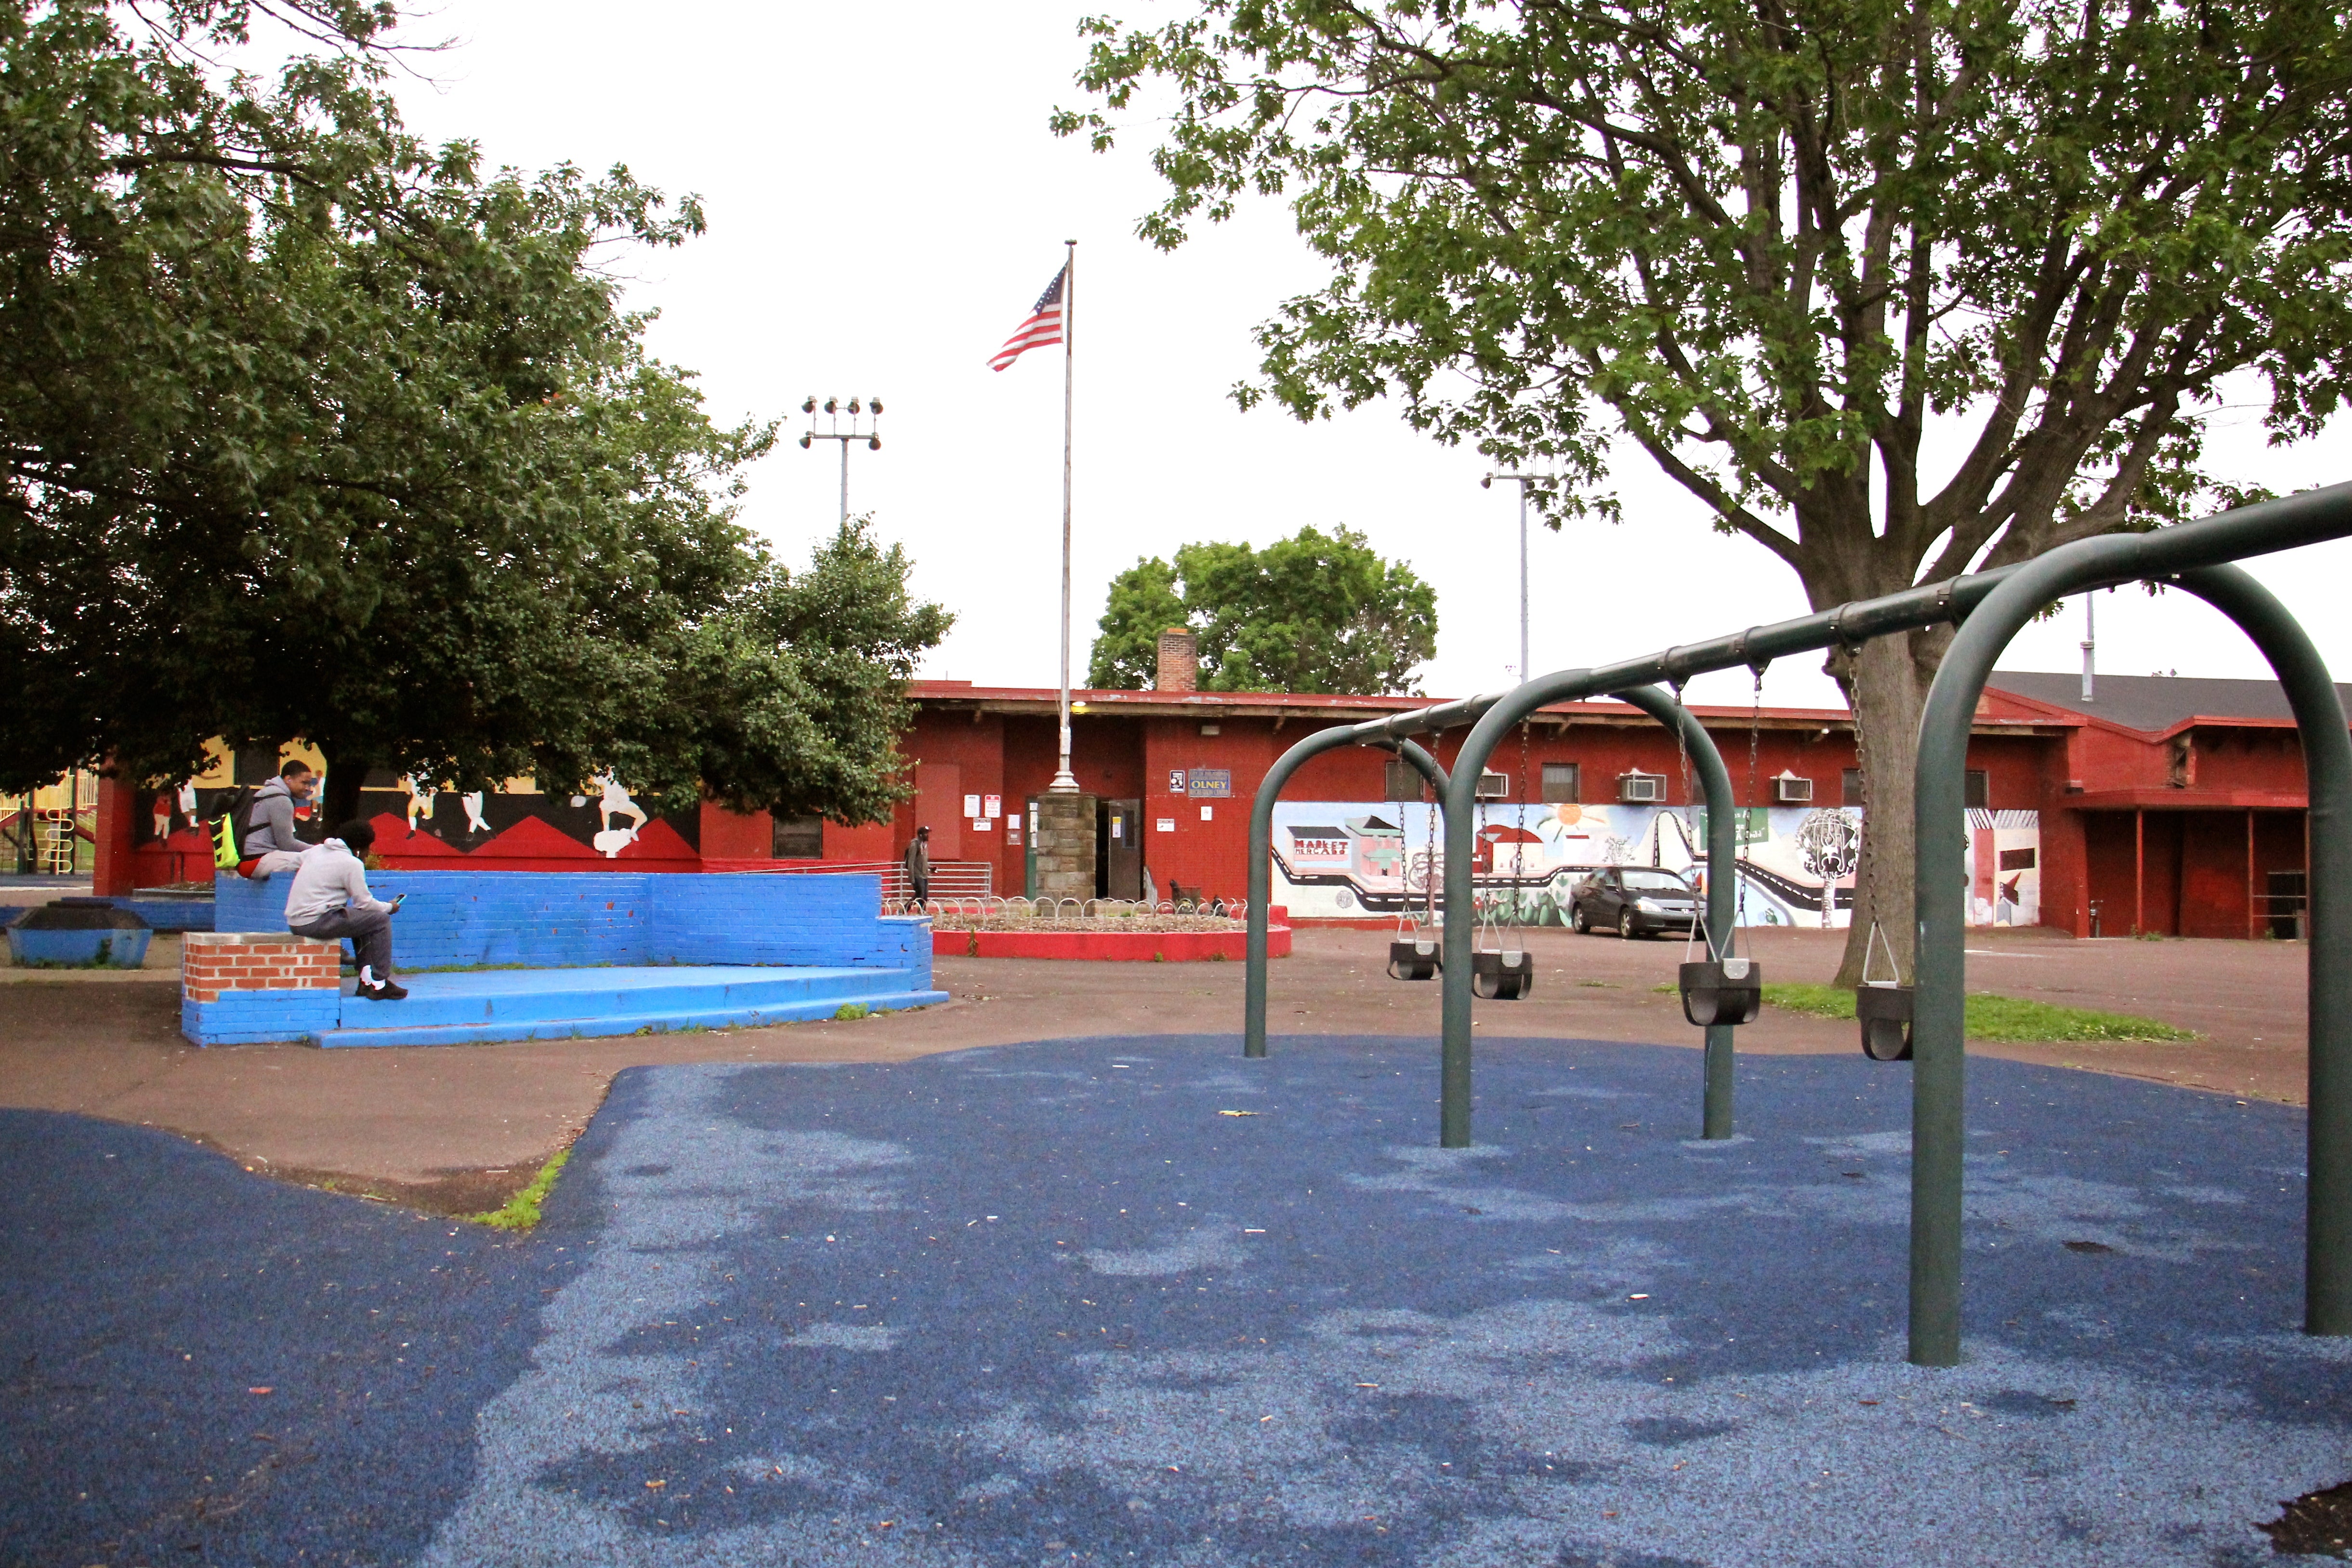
<box><xmin>1669</xmin><ymin>680</ymin><xmax>1697</xmax><ymax>857</ymax></box>
<box><xmin>1861</xmin><ymin>918</ymin><xmax>1904</xmax><ymax>986</ymax></box>
<box><xmin>1515</xmin><ymin>718</ymin><xmax>1534</xmax><ymax>932</ymax></box>
<box><xmin>1742</xmin><ymin>660</ymin><xmax>1768</xmax><ymax>930</ymax></box>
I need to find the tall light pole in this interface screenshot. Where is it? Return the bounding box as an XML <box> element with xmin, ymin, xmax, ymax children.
<box><xmin>2080</xmin><ymin>591</ymin><xmax>2098</xmax><ymax>701</ymax></box>
<box><xmin>799</xmin><ymin>395</ymin><xmax>882</xmax><ymax>524</ymax></box>
<box><xmin>1483</xmin><ymin>472</ymin><xmax>1558</xmax><ymax>680</ymax></box>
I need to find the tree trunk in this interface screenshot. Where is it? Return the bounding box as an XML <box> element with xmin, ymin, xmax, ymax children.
<box><xmin>1827</xmin><ymin>627</ymin><xmax>1949</xmax><ymax>988</ymax></box>
<box><xmin>319</xmin><ymin>750</ymin><xmax>370</xmax><ymax>839</ymax></box>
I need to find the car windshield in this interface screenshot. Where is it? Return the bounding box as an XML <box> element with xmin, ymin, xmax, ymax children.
<box><xmin>1621</xmin><ymin>870</ymin><xmax>1692</xmax><ymax>892</ymax></box>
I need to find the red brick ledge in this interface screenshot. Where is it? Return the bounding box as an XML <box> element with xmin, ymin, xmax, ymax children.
<box><xmin>183</xmin><ymin>930</ymin><xmax>342</xmax><ymax>1002</ymax></box>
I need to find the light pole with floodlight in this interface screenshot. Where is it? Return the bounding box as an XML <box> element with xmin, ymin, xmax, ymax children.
<box><xmin>1482</xmin><ymin>472</ymin><xmax>1558</xmax><ymax>681</ymax></box>
<box><xmin>799</xmin><ymin>396</ymin><xmax>882</xmax><ymax>524</ymax></box>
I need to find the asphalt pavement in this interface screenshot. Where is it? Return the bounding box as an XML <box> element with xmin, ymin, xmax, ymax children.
<box><xmin>6</xmin><ymin>1036</ymin><xmax>2347</xmax><ymax>1565</ymax></box>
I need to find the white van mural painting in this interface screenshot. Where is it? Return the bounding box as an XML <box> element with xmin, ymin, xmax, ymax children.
<box><xmin>1269</xmin><ymin>801</ymin><xmax>2038</xmax><ymax>929</ymax></box>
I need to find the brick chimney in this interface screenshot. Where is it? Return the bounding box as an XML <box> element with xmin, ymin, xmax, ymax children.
<box><xmin>1155</xmin><ymin>627</ymin><xmax>1199</xmax><ymax>692</ymax></box>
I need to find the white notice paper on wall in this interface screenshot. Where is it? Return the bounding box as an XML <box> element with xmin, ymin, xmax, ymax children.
<box><xmin>962</xmin><ymin>794</ymin><xmax>981</xmax><ymax>818</ymax></box>
<box><xmin>984</xmin><ymin>794</ymin><xmax>1001</xmax><ymax>818</ymax></box>
<box><xmin>974</xmin><ymin>819</ymin><xmax>992</xmax><ymax>831</ymax></box>
<box><xmin>1201</xmin><ymin>805</ymin><xmax>1214</xmax><ymax>821</ymax></box>
<box><xmin>1156</xmin><ymin>818</ymin><xmax>1175</xmax><ymax>833</ymax></box>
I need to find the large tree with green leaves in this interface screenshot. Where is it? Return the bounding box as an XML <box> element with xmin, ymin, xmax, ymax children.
<box><xmin>1091</xmin><ymin>524</ymin><xmax>1436</xmax><ymax>692</ymax></box>
<box><xmin>1059</xmin><ymin>0</ymin><xmax>2352</xmax><ymax>980</ymax></box>
<box><xmin>0</xmin><ymin>0</ymin><xmax>948</xmax><ymax>830</ymax></box>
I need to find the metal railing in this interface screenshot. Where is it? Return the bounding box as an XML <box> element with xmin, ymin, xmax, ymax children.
<box><xmin>890</xmin><ymin>894</ymin><xmax>1247</xmax><ymax>924</ymax></box>
<box><xmin>747</xmin><ymin>859</ymin><xmax>993</xmax><ymax>907</ymax></box>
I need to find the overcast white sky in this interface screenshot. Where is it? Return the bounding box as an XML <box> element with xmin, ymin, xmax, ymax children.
<box><xmin>373</xmin><ymin>1</ymin><xmax>2352</xmax><ymax>712</ymax></box>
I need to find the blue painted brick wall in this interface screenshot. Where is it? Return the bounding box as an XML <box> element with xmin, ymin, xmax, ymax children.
<box><xmin>213</xmin><ymin>870</ymin><xmax>908</xmax><ymax>973</ymax></box>
<box><xmin>182</xmin><ymin>988</ymin><xmax>341</xmax><ymax>1046</ymax></box>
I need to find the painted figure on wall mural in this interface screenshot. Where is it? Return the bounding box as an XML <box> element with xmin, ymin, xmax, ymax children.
<box><xmin>461</xmin><ymin>791</ymin><xmax>492</xmax><ymax>837</ymax></box>
<box><xmin>591</xmin><ymin>774</ymin><xmax>648</xmax><ymax>857</ymax></box>
<box><xmin>1791</xmin><ymin>809</ymin><xmax>1863</xmax><ymax>928</ymax></box>
<box><xmin>399</xmin><ymin>776</ymin><xmax>435</xmax><ymax>834</ymax></box>
<box><xmin>1269</xmin><ymin>799</ymin><xmax>2035</xmax><ymax>929</ymax></box>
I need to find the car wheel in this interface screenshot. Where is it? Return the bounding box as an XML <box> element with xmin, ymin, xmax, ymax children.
<box><xmin>1571</xmin><ymin>902</ymin><xmax>1590</xmax><ymax>935</ymax></box>
<box><xmin>1618</xmin><ymin>908</ymin><xmax>1639</xmax><ymax>940</ymax></box>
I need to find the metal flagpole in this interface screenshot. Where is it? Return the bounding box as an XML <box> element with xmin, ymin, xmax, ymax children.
<box><xmin>1051</xmin><ymin>239</ymin><xmax>1080</xmax><ymax>792</ymax></box>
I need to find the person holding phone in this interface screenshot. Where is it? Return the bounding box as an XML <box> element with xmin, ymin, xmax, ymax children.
<box><xmin>283</xmin><ymin>818</ymin><xmax>407</xmax><ymax>1001</ymax></box>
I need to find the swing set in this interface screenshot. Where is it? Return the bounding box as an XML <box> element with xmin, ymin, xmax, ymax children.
<box><xmin>1243</xmin><ymin>481</ymin><xmax>2352</xmax><ymax>1365</ymax></box>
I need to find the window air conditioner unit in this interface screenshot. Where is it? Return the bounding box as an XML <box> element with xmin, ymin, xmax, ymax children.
<box><xmin>1617</xmin><ymin>772</ymin><xmax>1665</xmax><ymax>804</ymax></box>
<box><xmin>1475</xmin><ymin>770</ymin><xmax>1510</xmax><ymax>800</ymax></box>
<box><xmin>1773</xmin><ymin>771</ymin><xmax>1814</xmax><ymax>804</ymax></box>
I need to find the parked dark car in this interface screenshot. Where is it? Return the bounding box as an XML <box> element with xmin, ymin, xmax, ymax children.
<box><xmin>1569</xmin><ymin>867</ymin><xmax>1700</xmax><ymax>938</ymax></box>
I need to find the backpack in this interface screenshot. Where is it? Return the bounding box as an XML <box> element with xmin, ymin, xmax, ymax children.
<box><xmin>210</xmin><ymin>786</ymin><xmax>256</xmax><ymax>870</ymax></box>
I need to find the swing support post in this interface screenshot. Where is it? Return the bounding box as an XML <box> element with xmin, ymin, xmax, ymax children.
<box><xmin>1908</xmin><ymin>517</ymin><xmax>2352</xmax><ymax>1363</ymax></box>
<box><xmin>1246</xmin><ymin>729</ymin><xmax>1452</xmax><ymax>1058</ymax></box>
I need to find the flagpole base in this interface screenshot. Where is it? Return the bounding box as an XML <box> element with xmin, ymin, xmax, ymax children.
<box><xmin>1047</xmin><ymin>770</ymin><xmax>1080</xmax><ymax>795</ymax></box>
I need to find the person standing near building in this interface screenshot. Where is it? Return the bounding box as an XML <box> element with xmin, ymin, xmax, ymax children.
<box><xmin>285</xmin><ymin>819</ymin><xmax>406</xmax><ymax>1001</ymax></box>
<box><xmin>904</xmin><ymin>824</ymin><xmax>931</xmax><ymax>909</ymax></box>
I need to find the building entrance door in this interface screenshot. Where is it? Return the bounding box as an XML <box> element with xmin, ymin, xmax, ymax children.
<box><xmin>1099</xmin><ymin>798</ymin><xmax>1142</xmax><ymax>900</ymax></box>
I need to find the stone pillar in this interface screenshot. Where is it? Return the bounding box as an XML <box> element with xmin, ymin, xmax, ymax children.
<box><xmin>1156</xmin><ymin>628</ymin><xmax>1199</xmax><ymax>692</ymax></box>
<box><xmin>1033</xmin><ymin>791</ymin><xmax>1098</xmax><ymax>900</ymax></box>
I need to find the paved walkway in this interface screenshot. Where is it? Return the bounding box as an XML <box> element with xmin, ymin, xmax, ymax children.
<box><xmin>0</xmin><ymin>926</ymin><xmax>2314</xmax><ymax>1216</ymax></box>
<box><xmin>7</xmin><ymin>1036</ymin><xmax>2344</xmax><ymax>1564</ymax></box>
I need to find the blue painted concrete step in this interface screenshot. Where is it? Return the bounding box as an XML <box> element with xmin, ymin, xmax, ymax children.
<box><xmin>311</xmin><ymin>965</ymin><xmax>946</xmax><ymax>1048</ymax></box>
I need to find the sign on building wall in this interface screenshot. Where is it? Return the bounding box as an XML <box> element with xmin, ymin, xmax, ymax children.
<box><xmin>1265</xmin><ymin>799</ymin><xmax>2039</xmax><ymax>928</ymax></box>
<box><xmin>1185</xmin><ymin>768</ymin><xmax>1233</xmax><ymax>799</ymax></box>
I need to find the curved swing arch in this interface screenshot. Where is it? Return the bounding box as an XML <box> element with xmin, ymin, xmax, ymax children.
<box><xmin>1909</xmin><ymin>542</ymin><xmax>2352</xmax><ymax>1364</ymax></box>
<box><xmin>1244</xmin><ymin>729</ymin><xmax>1451</xmax><ymax>1057</ymax></box>
<box><xmin>1440</xmin><ymin>682</ymin><xmax>1746</xmax><ymax>1146</ymax></box>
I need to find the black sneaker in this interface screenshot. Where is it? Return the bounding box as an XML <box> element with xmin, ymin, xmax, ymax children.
<box><xmin>357</xmin><ymin>979</ymin><xmax>409</xmax><ymax>1001</ymax></box>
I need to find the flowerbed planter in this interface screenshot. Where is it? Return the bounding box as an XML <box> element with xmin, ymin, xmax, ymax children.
<box><xmin>933</xmin><ymin>922</ymin><xmax>1288</xmax><ymax>962</ymax></box>
<box><xmin>7</xmin><ymin>901</ymin><xmax>153</xmax><ymax>968</ymax></box>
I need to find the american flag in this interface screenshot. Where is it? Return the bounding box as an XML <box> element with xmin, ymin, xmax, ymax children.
<box><xmin>988</xmin><ymin>266</ymin><xmax>1066</xmax><ymax>371</ymax></box>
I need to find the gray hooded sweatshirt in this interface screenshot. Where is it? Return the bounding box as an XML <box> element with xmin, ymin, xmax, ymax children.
<box><xmin>242</xmin><ymin>777</ymin><xmax>306</xmax><ymax>855</ymax></box>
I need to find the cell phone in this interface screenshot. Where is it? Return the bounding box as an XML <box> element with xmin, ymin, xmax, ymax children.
<box><xmin>391</xmin><ymin>893</ymin><xmax>406</xmax><ymax>907</ymax></box>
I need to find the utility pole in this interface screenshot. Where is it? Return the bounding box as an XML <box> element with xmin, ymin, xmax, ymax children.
<box><xmin>1483</xmin><ymin>472</ymin><xmax>1558</xmax><ymax>680</ymax></box>
<box><xmin>799</xmin><ymin>396</ymin><xmax>882</xmax><ymax>525</ymax></box>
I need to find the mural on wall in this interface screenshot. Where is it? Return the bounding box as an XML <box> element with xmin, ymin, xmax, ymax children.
<box><xmin>1269</xmin><ymin>801</ymin><xmax>2038</xmax><ymax>929</ymax></box>
<box><xmin>137</xmin><ymin>758</ymin><xmax>700</xmax><ymax>876</ymax></box>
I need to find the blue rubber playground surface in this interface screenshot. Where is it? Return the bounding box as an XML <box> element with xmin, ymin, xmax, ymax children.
<box><xmin>6</xmin><ymin>1035</ymin><xmax>2350</xmax><ymax>1565</ymax></box>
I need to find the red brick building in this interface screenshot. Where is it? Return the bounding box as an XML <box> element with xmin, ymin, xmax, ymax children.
<box><xmin>88</xmin><ymin>650</ymin><xmax>2345</xmax><ymax>940</ymax></box>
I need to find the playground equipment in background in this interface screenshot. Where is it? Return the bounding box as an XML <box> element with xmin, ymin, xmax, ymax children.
<box><xmin>1241</xmin><ymin>480</ymin><xmax>2352</xmax><ymax>1368</ymax></box>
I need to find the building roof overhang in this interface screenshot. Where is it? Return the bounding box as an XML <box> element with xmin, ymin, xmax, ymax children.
<box><xmin>907</xmin><ymin>682</ymin><xmax>2065</xmax><ymax>737</ymax></box>
<box><xmin>2059</xmin><ymin>787</ymin><xmax>2310</xmax><ymax>811</ymax></box>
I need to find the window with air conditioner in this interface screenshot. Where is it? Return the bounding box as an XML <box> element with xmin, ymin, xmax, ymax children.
<box><xmin>1475</xmin><ymin>770</ymin><xmax>1510</xmax><ymax>800</ymax></box>
<box><xmin>1617</xmin><ymin>771</ymin><xmax>1665</xmax><ymax>803</ymax></box>
<box><xmin>1772</xmin><ymin>772</ymin><xmax>1814</xmax><ymax>804</ymax></box>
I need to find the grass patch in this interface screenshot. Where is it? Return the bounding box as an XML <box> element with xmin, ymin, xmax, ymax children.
<box><xmin>464</xmin><ymin>1149</ymin><xmax>569</xmax><ymax>1231</ymax></box>
<box><xmin>1760</xmin><ymin>982</ymin><xmax>2197</xmax><ymax>1042</ymax></box>
<box><xmin>832</xmin><ymin>1002</ymin><xmax>872</xmax><ymax>1021</ymax></box>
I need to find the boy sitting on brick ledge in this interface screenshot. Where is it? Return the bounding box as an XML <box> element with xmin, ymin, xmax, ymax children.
<box><xmin>283</xmin><ymin>819</ymin><xmax>406</xmax><ymax>1001</ymax></box>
